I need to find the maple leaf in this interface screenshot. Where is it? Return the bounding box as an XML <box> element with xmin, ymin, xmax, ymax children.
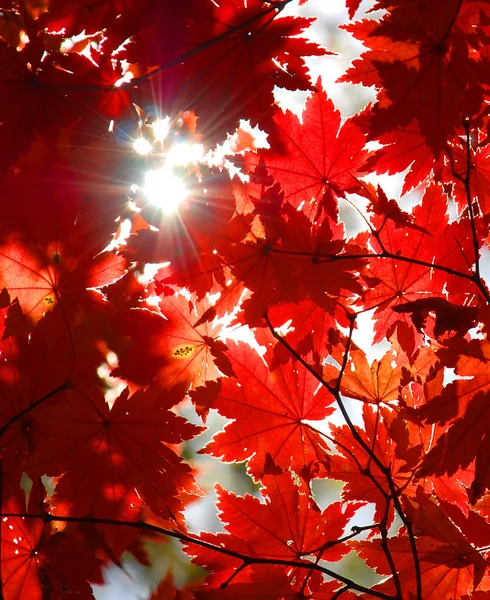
<box><xmin>357</xmin><ymin>180</ymin><xmax>428</xmax><ymax>233</ymax></box>
<box><xmin>445</xmin><ymin>132</ymin><xmax>490</xmax><ymax>220</ymax></box>
<box><xmin>363</xmin><ymin>119</ymin><xmax>445</xmax><ymax>194</ymax></box>
<box><xmin>0</xmin><ymin>170</ymin><xmax>126</xmax><ymax>324</ymax></box>
<box><xmin>329</xmin><ymin>404</ymin><xmax>414</xmax><ymax>525</ymax></box>
<box><xmin>279</xmin><ymin>205</ymin><xmax>366</xmax><ymax>314</ymax></box>
<box><xmin>417</xmin><ymin>339</ymin><xmax>490</xmax><ymax>501</ymax></box>
<box><xmin>188</xmin><ymin>180</ymin><xmax>301</xmax><ymax>324</ymax></box>
<box><xmin>355</xmin><ymin>489</ymin><xmax>490</xmax><ymax>599</ymax></box>
<box><xmin>131</xmin><ymin>0</ymin><xmax>326</xmax><ymax>141</ymax></box>
<box><xmin>2</xmin><ymin>481</ymin><xmax>103</xmax><ymax>600</ymax></box>
<box><xmin>361</xmin><ymin>184</ymin><xmax>475</xmax><ymax>354</ymax></box>
<box><xmin>264</xmin><ymin>299</ymin><xmax>340</xmax><ymax>371</ymax></box>
<box><xmin>392</xmin><ymin>298</ymin><xmax>478</xmax><ymax>340</ymax></box>
<box><xmin>0</xmin><ymin>310</ymin><xmax>98</xmax><ymax>499</ymax></box>
<box><xmin>0</xmin><ymin>235</ymin><xmax>125</xmax><ymax>323</ymax></box>
<box><xmin>112</xmin><ymin>294</ymin><xmax>234</xmax><ymax>390</ymax></box>
<box><xmin>203</xmin><ymin>342</ymin><xmax>335</xmax><ymax>479</ymax></box>
<box><xmin>324</xmin><ymin>345</ymin><xmax>403</xmax><ymax>405</ymax></box>
<box><xmin>341</xmin><ymin>2</ymin><xmax>490</xmax><ymax>156</ymax></box>
<box><xmin>216</xmin><ymin>475</ymin><xmax>356</xmax><ymax>561</ymax></box>
<box><xmin>247</xmin><ymin>79</ymin><xmax>370</xmax><ymax>220</ymax></box>
<box><xmin>419</xmin><ymin>390</ymin><xmax>490</xmax><ymax>504</ymax></box>
<box><xmin>29</xmin><ymin>385</ymin><xmax>201</xmax><ymax>521</ymax></box>
<box><xmin>187</xmin><ymin>474</ymin><xmax>359</xmax><ymax>591</ymax></box>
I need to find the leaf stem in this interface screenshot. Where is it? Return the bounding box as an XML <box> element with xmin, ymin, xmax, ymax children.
<box><xmin>0</xmin><ymin>382</ymin><xmax>71</xmax><ymax>440</ymax></box>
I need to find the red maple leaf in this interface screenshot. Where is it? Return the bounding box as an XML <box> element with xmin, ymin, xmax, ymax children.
<box><xmin>417</xmin><ymin>339</ymin><xmax>490</xmax><ymax>501</ymax></box>
<box><xmin>186</xmin><ymin>473</ymin><xmax>359</xmax><ymax>591</ymax></box>
<box><xmin>29</xmin><ymin>385</ymin><xmax>201</xmax><ymax>521</ymax></box>
<box><xmin>203</xmin><ymin>342</ymin><xmax>334</xmax><ymax>479</ymax></box>
<box><xmin>355</xmin><ymin>489</ymin><xmax>490</xmax><ymax>599</ymax></box>
<box><xmin>363</xmin><ymin>119</ymin><xmax>445</xmax><ymax>194</ymax></box>
<box><xmin>324</xmin><ymin>345</ymin><xmax>403</xmax><ymax>405</ymax></box>
<box><xmin>247</xmin><ymin>79</ymin><xmax>370</xmax><ymax>220</ymax></box>
<box><xmin>112</xmin><ymin>294</ymin><xmax>233</xmax><ymax>390</ymax></box>
<box><xmin>341</xmin><ymin>2</ymin><xmax>490</xmax><ymax>156</ymax></box>
<box><xmin>0</xmin><ymin>170</ymin><xmax>126</xmax><ymax>324</ymax></box>
<box><xmin>279</xmin><ymin>205</ymin><xmax>366</xmax><ymax>313</ymax></box>
<box><xmin>445</xmin><ymin>131</ymin><xmax>490</xmax><ymax>221</ymax></box>
<box><xmin>2</xmin><ymin>481</ymin><xmax>103</xmax><ymax>600</ymax></box>
<box><xmin>361</xmin><ymin>184</ymin><xmax>475</xmax><ymax>354</ymax></box>
<box><xmin>131</xmin><ymin>0</ymin><xmax>326</xmax><ymax>141</ymax></box>
<box><xmin>329</xmin><ymin>403</ymin><xmax>415</xmax><ymax>525</ymax></box>
<box><xmin>0</xmin><ymin>310</ymin><xmax>97</xmax><ymax>499</ymax></box>
<box><xmin>264</xmin><ymin>299</ymin><xmax>340</xmax><ymax>371</ymax></box>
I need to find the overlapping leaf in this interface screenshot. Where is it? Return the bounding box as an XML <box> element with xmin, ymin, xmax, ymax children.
<box><xmin>417</xmin><ymin>339</ymin><xmax>490</xmax><ymax>501</ymax></box>
<box><xmin>112</xmin><ymin>294</ymin><xmax>233</xmax><ymax>390</ymax></box>
<box><xmin>341</xmin><ymin>2</ymin><xmax>490</xmax><ymax>156</ymax></box>
<box><xmin>361</xmin><ymin>184</ymin><xmax>475</xmax><ymax>354</ymax></box>
<box><xmin>130</xmin><ymin>0</ymin><xmax>326</xmax><ymax>140</ymax></box>
<box><xmin>2</xmin><ymin>482</ymin><xmax>102</xmax><ymax>600</ymax></box>
<box><xmin>355</xmin><ymin>490</ymin><xmax>490</xmax><ymax>599</ymax></box>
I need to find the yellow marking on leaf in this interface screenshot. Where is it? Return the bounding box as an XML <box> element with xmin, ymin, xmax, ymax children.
<box><xmin>43</xmin><ymin>295</ymin><xmax>55</xmax><ymax>306</ymax></box>
<box><xmin>172</xmin><ymin>344</ymin><xmax>195</xmax><ymax>359</ymax></box>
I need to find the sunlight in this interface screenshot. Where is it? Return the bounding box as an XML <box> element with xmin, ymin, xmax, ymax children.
<box><xmin>133</xmin><ymin>137</ymin><xmax>153</xmax><ymax>155</ymax></box>
<box><xmin>167</xmin><ymin>142</ymin><xmax>204</xmax><ymax>165</ymax></box>
<box><xmin>152</xmin><ymin>117</ymin><xmax>171</xmax><ymax>142</ymax></box>
<box><xmin>143</xmin><ymin>167</ymin><xmax>189</xmax><ymax>214</ymax></box>
<box><xmin>131</xmin><ymin>115</ymin><xmax>206</xmax><ymax>214</ymax></box>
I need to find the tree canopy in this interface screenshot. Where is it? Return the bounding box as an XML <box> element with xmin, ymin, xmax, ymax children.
<box><xmin>0</xmin><ymin>1</ymin><xmax>490</xmax><ymax>599</ymax></box>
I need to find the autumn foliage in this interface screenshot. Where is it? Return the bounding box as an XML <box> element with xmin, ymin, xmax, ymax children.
<box><xmin>1</xmin><ymin>0</ymin><xmax>490</xmax><ymax>598</ymax></box>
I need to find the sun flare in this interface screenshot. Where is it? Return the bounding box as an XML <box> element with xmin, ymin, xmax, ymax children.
<box><xmin>143</xmin><ymin>168</ymin><xmax>189</xmax><ymax>214</ymax></box>
<box><xmin>132</xmin><ymin>112</ymin><xmax>206</xmax><ymax>215</ymax></box>
<box><xmin>133</xmin><ymin>137</ymin><xmax>153</xmax><ymax>155</ymax></box>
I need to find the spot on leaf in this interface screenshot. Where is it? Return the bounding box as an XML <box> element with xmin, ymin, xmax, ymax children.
<box><xmin>172</xmin><ymin>344</ymin><xmax>195</xmax><ymax>359</ymax></box>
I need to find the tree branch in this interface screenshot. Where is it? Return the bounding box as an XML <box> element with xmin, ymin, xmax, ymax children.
<box><xmin>445</xmin><ymin>130</ymin><xmax>490</xmax><ymax>306</ymax></box>
<box><xmin>265</xmin><ymin>312</ymin><xmax>422</xmax><ymax>600</ymax></box>
<box><xmin>0</xmin><ymin>512</ymin><xmax>396</xmax><ymax>600</ymax></box>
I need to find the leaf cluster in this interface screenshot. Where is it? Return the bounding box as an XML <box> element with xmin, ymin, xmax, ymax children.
<box><xmin>0</xmin><ymin>1</ymin><xmax>490</xmax><ymax>599</ymax></box>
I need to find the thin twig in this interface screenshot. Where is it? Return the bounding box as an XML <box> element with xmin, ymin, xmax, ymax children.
<box><xmin>446</xmin><ymin>134</ymin><xmax>490</xmax><ymax>305</ymax></box>
<box><xmin>268</xmin><ymin>247</ymin><xmax>477</xmax><ymax>282</ymax></box>
<box><xmin>35</xmin><ymin>0</ymin><xmax>294</xmax><ymax>93</ymax></box>
<box><xmin>331</xmin><ymin>585</ymin><xmax>351</xmax><ymax>600</ymax></box>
